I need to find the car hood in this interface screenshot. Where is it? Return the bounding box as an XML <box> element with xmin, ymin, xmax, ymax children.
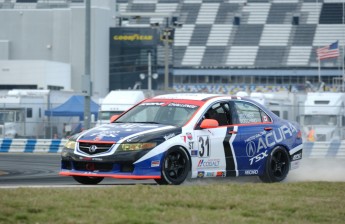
<box><xmin>77</xmin><ymin>123</ymin><xmax>180</xmax><ymax>143</ymax></box>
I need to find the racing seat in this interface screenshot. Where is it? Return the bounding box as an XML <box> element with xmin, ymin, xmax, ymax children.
<box><xmin>212</xmin><ymin>113</ymin><xmax>228</xmax><ymax>126</ymax></box>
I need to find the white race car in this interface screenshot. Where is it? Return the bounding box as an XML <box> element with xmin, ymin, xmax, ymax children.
<box><xmin>60</xmin><ymin>93</ymin><xmax>303</xmax><ymax>185</ymax></box>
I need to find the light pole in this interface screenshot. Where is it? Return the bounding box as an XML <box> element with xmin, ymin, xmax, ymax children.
<box><xmin>140</xmin><ymin>51</ymin><xmax>158</xmax><ymax>90</ymax></box>
<box><xmin>163</xmin><ymin>28</ymin><xmax>170</xmax><ymax>91</ymax></box>
<box><xmin>161</xmin><ymin>24</ymin><xmax>181</xmax><ymax>90</ymax></box>
<box><xmin>83</xmin><ymin>0</ymin><xmax>91</xmax><ymax>130</ymax></box>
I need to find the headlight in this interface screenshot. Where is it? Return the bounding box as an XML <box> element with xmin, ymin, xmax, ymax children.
<box><xmin>117</xmin><ymin>142</ymin><xmax>157</xmax><ymax>151</ymax></box>
<box><xmin>64</xmin><ymin>139</ymin><xmax>76</xmax><ymax>150</ymax></box>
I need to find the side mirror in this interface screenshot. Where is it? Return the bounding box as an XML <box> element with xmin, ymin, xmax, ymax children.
<box><xmin>200</xmin><ymin>119</ymin><xmax>219</xmax><ymax>129</ymax></box>
<box><xmin>110</xmin><ymin>114</ymin><xmax>120</xmax><ymax>123</ymax></box>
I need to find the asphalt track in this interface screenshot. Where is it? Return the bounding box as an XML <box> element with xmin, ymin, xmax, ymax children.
<box><xmin>0</xmin><ymin>153</ymin><xmax>154</xmax><ymax>187</ymax></box>
<box><xmin>0</xmin><ymin>154</ymin><xmax>344</xmax><ymax>188</ymax></box>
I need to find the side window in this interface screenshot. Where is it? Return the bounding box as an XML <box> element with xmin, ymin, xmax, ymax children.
<box><xmin>261</xmin><ymin>110</ymin><xmax>271</xmax><ymax>122</ymax></box>
<box><xmin>204</xmin><ymin>102</ymin><xmax>230</xmax><ymax>126</ymax></box>
<box><xmin>233</xmin><ymin>101</ymin><xmax>271</xmax><ymax>124</ymax></box>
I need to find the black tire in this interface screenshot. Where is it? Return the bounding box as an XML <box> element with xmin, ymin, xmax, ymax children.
<box><xmin>72</xmin><ymin>176</ymin><xmax>104</xmax><ymax>185</ymax></box>
<box><xmin>259</xmin><ymin>146</ymin><xmax>290</xmax><ymax>183</ymax></box>
<box><xmin>154</xmin><ymin>147</ymin><xmax>190</xmax><ymax>185</ymax></box>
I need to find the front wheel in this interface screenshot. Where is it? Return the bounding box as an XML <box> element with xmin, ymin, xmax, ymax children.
<box><xmin>259</xmin><ymin>146</ymin><xmax>290</xmax><ymax>183</ymax></box>
<box><xmin>155</xmin><ymin>147</ymin><xmax>190</xmax><ymax>185</ymax></box>
<box><xmin>72</xmin><ymin>176</ymin><xmax>104</xmax><ymax>185</ymax></box>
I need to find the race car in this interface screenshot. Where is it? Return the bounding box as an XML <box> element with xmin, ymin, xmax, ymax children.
<box><xmin>60</xmin><ymin>93</ymin><xmax>303</xmax><ymax>185</ymax></box>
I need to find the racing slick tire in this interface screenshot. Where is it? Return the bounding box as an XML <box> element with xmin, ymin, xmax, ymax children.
<box><xmin>73</xmin><ymin>176</ymin><xmax>104</xmax><ymax>185</ymax></box>
<box><xmin>259</xmin><ymin>146</ymin><xmax>290</xmax><ymax>183</ymax></box>
<box><xmin>155</xmin><ymin>147</ymin><xmax>191</xmax><ymax>185</ymax></box>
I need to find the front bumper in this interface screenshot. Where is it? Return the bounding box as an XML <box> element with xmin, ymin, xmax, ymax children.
<box><xmin>60</xmin><ymin>149</ymin><xmax>162</xmax><ymax>179</ymax></box>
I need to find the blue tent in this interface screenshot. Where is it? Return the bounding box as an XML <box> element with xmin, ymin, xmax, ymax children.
<box><xmin>44</xmin><ymin>95</ymin><xmax>99</xmax><ymax>120</ymax></box>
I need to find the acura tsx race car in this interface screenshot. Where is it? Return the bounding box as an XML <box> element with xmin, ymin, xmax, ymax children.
<box><xmin>60</xmin><ymin>93</ymin><xmax>303</xmax><ymax>185</ymax></box>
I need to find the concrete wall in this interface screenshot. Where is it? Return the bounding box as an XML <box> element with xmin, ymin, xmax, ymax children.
<box><xmin>0</xmin><ymin>1</ymin><xmax>116</xmax><ymax>98</ymax></box>
<box><xmin>0</xmin><ymin>60</ymin><xmax>71</xmax><ymax>90</ymax></box>
<box><xmin>0</xmin><ymin>40</ymin><xmax>9</xmax><ymax>59</ymax></box>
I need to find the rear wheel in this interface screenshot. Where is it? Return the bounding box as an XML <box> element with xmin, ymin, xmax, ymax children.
<box><xmin>259</xmin><ymin>146</ymin><xmax>290</xmax><ymax>183</ymax></box>
<box><xmin>72</xmin><ymin>176</ymin><xmax>104</xmax><ymax>185</ymax></box>
<box><xmin>155</xmin><ymin>147</ymin><xmax>190</xmax><ymax>185</ymax></box>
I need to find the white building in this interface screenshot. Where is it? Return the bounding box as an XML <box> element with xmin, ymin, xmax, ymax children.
<box><xmin>0</xmin><ymin>0</ymin><xmax>117</xmax><ymax>98</ymax></box>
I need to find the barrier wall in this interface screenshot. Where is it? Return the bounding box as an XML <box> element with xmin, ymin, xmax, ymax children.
<box><xmin>303</xmin><ymin>141</ymin><xmax>345</xmax><ymax>159</ymax></box>
<box><xmin>0</xmin><ymin>139</ymin><xmax>345</xmax><ymax>158</ymax></box>
<box><xmin>0</xmin><ymin>139</ymin><xmax>67</xmax><ymax>153</ymax></box>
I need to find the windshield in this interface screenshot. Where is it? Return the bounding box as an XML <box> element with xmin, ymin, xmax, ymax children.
<box><xmin>115</xmin><ymin>102</ymin><xmax>200</xmax><ymax>127</ymax></box>
<box><xmin>0</xmin><ymin>111</ymin><xmax>15</xmax><ymax>124</ymax></box>
<box><xmin>303</xmin><ymin>115</ymin><xmax>337</xmax><ymax>126</ymax></box>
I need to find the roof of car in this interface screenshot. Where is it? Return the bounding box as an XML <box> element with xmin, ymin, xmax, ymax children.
<box><xmin>152</xmin><ymin>93</ymin><xmax>226</xmax><ymax>101</ymax></box>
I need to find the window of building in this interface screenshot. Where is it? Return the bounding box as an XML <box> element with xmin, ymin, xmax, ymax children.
<box><xmin>26</xmin><ymin>108</ymin><xmax>33</xmax><ymax>118</ymax></box>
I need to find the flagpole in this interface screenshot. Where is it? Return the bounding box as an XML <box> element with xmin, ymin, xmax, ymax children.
<box><xmin>342</xmin><ymin>1</ymin><xmax>345</xmax><ymax>92</ymax></box>
<box><xmin>316</xmin><ymin>0</ymin><xmax>321</xmax><ymax>84</ymax></box>
<box><xmin>318</xmin><ymin>58</ymin><xmax>321</xmax><ymax>83</ymax></box>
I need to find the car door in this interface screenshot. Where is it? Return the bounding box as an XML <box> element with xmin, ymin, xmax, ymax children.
<box><xmin>191</xmin><ymin>101</ymin><xmax>239</xmax><ymax>178</ymax></box>
<box><xmin>229</xmin><ymin>100</ymin><xmax>274</xmax><ymax>175</ymax></box>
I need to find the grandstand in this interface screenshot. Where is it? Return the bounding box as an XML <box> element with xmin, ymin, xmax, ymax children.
<box><xmin>117</xmin><ymin>0</ymin><xmax>345</xmax><ymax>93</ymax></box>
<box><xmin>0</xmin><ymin>0</ymin><xmax>345</xmax><ymax>95</ymax></box>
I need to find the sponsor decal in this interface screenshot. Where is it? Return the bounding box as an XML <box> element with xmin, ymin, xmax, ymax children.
<box><xmin>151</xmin><ymin>160</ymin><xmax>160</xmax><ymax>167</ymax></box>
<box><xmin>246</xmin><ymin>141</ymin><xmax>256</xmax><ymax>157</ymax></box>
<box><xmin>191</xmin><ymin>150</ymin><xmax>198</xmax><ymax>157</ymax></box>
<box><xmin>292</xmin><ymin>152</ymin><xmax>302</xmax><ymax>161</ymax></box>
<box><xmin>168</xmin><ymin>103</ymin><xmax>198</xmax><ymax>109</ymax></box>
<box><xmin>244</xmin><ymin>170</ymin><xmax>258</xmax><ymax>175</ymax></box>
<box><xmin>186</xmin><ymin>132</ymin><xmax>193</xmax><ymax>140</ymax></box>
<box><xmin>216</xmin><ymin>171</ymin><xmax>226</xmax><ymax>177</ymax></box>
<box><xmin>188</xmin><ymin>142</ymin><xmax>194</xmax><ymax>150</ymax></box>
<box><xmin>79</xmin><ymin>156</ymin><xmax>102</xmax><ymax>161</ymax></box>
<box><xmin>238</xmin><ymin>113</ymin><xmax>261</xmax><ymax>123</ymax></box>
<box><xmin>206</xmin><ymin>172</ymin><xmax>216</xmax><ymax>177</ymax></box>
<box><xmin>90</xmin><ymin>130</ymin><xmax>120</xmax><ymax>138</ymax></box>
<box><xmin>197</xmin><ymin>171</ymin><xmax>205</xmax><ymax>178</ymax></box>
<box><xmin>245</xmin><ymin>123</ymin><xmax>298</xmax><ymax>156</ymax></box>
<box><xmin>249</xmin><ymin>150</ymin><xmax>268</xmax><ymax>165</ymax></box>
<box><xmin>197</xmin><ymin>159</ymin><xmax>220</xmax><ymax>168</ymax></box>
<box><xmin>125</xmin><ymin>135</ymin><xmax>140</xmax><ymax>143</ymax></box>
<box><xmin>141</xmin><ymin>102</ymin><xmax>164</xmax><ymax>106</ymax></box>
<box><xmin>164</xmin><ymin>133</ymin><xmax>175</xmax><ymax>141</ymax></box>
<box><xmin>244</xmin><ymin>130</ymin><xmax>266</xmax><ymax>143</ymax></box>
<box><xmin>198</xmin><ymin>136</ymin><xmax>210</xmax><ymax>158</ymax></box>
<box><xmin>181</xmin><ymin>136</ymin><xmax>187</xmax><ymax>143</ymax></box>
<box><xmin>118</xmin><ymin>124</ymin><xmax>159</xmax><ymax>129</ymax></box>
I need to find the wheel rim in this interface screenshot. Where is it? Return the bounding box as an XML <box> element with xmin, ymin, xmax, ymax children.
<box><xmin>270</xmin><ymin>150</ymin><xmax>289</xmax><ymax>178</ymax></box>
<box><xmin>164</xmin><ymin>151</ymin><xmax>187</xmax><ymax>180</ymax></box>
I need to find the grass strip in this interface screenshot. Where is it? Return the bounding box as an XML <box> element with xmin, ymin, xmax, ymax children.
<box><xmin>0</xmin><ymin>182</ymin><xmax>344</xmax><ymax>224</ymax></box>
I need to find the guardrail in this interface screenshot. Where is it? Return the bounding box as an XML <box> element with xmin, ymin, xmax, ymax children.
<box><xmin>0</xmin><ymin>139</ymin><xmax>345</xmax><ymax>158</ymax></box>
<box><xmin>303</xmin><ymin>141</ymin><xmax>345</xmax><ymax>159</ymax></box>
<box><xmin>0</xmin><ymin>139</ymin><xmax>67</xmax><ymax>153</ymax></box>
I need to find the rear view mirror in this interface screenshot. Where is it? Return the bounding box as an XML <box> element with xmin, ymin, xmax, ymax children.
<box><xmin>110</xmin><ymin>114</ymin><xmax>120</xmax><ymax>123</ymax></box>
<box><xmin>200</xmin><ymin>119</ymin><xmax>219</xmax><ymax>129</ymax></box>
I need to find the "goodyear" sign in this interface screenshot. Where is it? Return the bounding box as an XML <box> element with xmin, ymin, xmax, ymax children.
<box><xmin>113</xmin><ymin>34</ymin><xmax>153</xmax><ymax>41</ymax></box>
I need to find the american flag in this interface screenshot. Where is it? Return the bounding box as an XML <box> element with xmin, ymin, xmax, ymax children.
<box><xmin>316</xmin><ymin>41</ymin><xmax>340</xmax><ymax>60</ymax></box>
